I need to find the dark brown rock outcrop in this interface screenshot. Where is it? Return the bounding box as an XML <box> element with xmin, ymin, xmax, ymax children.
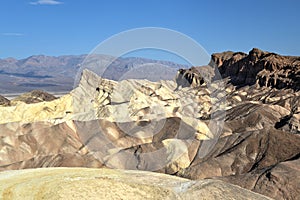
<box><xmin>175</xmin><ymin>67</ymin><xmax>205</xmax><ymax>89</ymax></box>
<box><xmin>11</xmin><ymin>90</ymin><xmax>57</xmax><ymax>104</ymax></box>
<box><xmin>0</xmin><ymin>95</ymin><xmax>10</xmax><ymax>106</ymax></box>
<box><xmin>212</xmin><ymin>48</ymin><xmax>300</xmax><ymax>91</ymax></box>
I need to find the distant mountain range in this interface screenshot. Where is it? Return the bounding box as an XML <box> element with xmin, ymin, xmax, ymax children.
<box><xmin>3</xmin><ymin>48</ymin><xmax>299</xmax><ymax>95</ymax></box>
<box><xmin>0</xmin><ymin>55</ymin><xmax>187</xmax><ymax>94</ymax></box>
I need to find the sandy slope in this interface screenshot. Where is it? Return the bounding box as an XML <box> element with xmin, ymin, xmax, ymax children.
<box><xmin>0</xmin><ymin>167</ymin><xmax>271</xmax><ymax>200</ymax></box>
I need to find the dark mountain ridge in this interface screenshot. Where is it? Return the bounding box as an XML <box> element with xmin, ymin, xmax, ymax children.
<box><xmin>211</xmin><ymin>48</ymin><xmax>300</xmax><ymax>91</ymax></box>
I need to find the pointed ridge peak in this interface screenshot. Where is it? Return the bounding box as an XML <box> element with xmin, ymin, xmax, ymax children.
<box><xmin>78</xmin><ymin>69</ymin><xmax>117</xmax><ymax>90</ymax></box>
<box><xmin>3</xmin><ymin>57</ymin><xmax>17</xmax><ymax>63</ymax></box>
<box><xmin>249</xmin><ymin>48</ymin><xmax>266</xmax><ymax>58</ymax></box>
<box><xmin>81</xmin><ymin>68</ymin><xmax>100</xmax><ymax>78</ymax></box>
<box><xmin>79</xmin><ymin>69</ymin><xmax>103</xmax><ymax>87</ymax></box>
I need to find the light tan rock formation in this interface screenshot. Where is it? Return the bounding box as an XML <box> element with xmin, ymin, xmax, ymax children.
<box><xmin>0</xmin><ymin>167</ymin><xmax>272</xmax><ymax>200</ymax></box>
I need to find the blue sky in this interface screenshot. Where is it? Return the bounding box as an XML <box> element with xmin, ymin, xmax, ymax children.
<box><xmin>0</xmin><ymin>0</ymin><xmax>299</xmax><ymax>61</ymax></box>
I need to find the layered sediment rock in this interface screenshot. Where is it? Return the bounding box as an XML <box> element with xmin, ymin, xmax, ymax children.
<box><xmin>0</xmin><ymin>69</ymin><xmax>221</xmax><ymax>174</ymax></box>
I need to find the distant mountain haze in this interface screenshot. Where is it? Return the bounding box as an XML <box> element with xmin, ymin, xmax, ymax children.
<box><xmin>0</xmin><ymin>55</ymin><xmax>187</xmax><ymax>94</ymax></box>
